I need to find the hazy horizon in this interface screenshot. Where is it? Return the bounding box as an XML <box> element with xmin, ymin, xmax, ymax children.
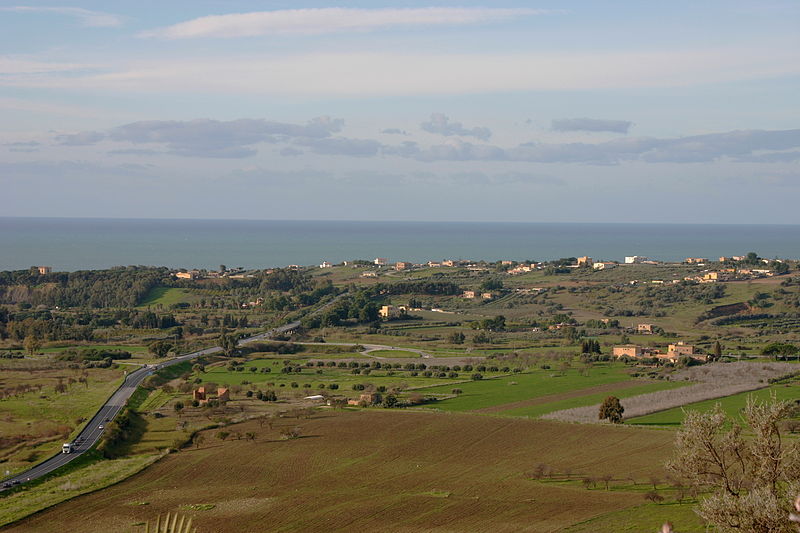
<box><xmin>2</xmin><ymin>215</ymin><xmax>800</xmax><ymax>227</ymax></box>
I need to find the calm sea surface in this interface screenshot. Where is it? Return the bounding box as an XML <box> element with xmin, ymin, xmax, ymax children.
<box><xmin>0</xmin><ymin>218</ymin><xmax>798</xmax><ymax>271</ymax></box>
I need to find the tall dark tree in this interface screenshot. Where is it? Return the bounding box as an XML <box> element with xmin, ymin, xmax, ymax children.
<box><xmin>599</xmin><ymin>396</ymin><xmax>624</xmax><ymax>424</ymax></box>
<box><xmin>219</xmin><ymin>331</ymin><xmax>237</xmax><ymax>357</ymax></box>
<box><xmin>712</xmin><ymin>341</ymin><xmax>722</xmax><ymax>361</ymax></box>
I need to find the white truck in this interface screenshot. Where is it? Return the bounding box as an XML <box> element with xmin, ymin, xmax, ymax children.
<box><xmin>62</xmin><ymin>442</ymin><xmax>73</xmax><ymax>454</ymax></box>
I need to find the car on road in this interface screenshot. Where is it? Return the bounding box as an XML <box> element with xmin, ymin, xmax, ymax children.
<box><xmin>98</xmin><ymin>425</ymin><xmax>104</xmax><ymax>430</ymax></box>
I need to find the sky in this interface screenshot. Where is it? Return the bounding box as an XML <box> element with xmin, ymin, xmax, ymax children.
<box><xmin>1</xmin><ymin>0</ymin><xmax>799</xmax><ymax>223</ymax></box>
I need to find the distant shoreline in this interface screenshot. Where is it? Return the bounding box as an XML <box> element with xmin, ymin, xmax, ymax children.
<box><xmin>1</xmin><ymin>218</ymin><xmax>798</xmax><ymax>271</ymax></box>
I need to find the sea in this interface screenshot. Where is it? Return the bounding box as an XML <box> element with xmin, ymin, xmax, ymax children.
<box><xmin>0</xmin><ymin>217</ymin><xmax>798</xmax><ymax>272</ymax></box>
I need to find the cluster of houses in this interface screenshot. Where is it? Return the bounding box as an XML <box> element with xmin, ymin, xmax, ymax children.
<box><xmin>682</xmin><ymin>268</ymin><xmax>776</xmax><ymax>283</ymax></box>
<box><xmin>612</xmin><ymin>341</ymin><xmax>702</xmax><ymax>363</ymax></box>
<box><xmin>174</xmin><ymin>267</ymin><xmax>252</xmax><ymax>280</ymax></box>
<box><xmin>462</xmin><ymin>290</ymin><xmax>495</xmax><ymax>300</ymax></box>
<box><xmin>192</xmin><ymin>386</ymin><xmax>230</xmax><ymax>405</ymax></box>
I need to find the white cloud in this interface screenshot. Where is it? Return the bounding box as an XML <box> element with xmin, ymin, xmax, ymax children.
<box><xmin>0</xmin><ymin>6</ymin><xmax>122</xmax><ymax>27</ymax></box>
<box><xmin>140</xmin><ymin>7</ymin><xmax>552</xmax><ymax>39</ymax></box>
<box><xmin>2</xmin><ymin>47</ymin><xmax>796</xmax><ymax>97</ymax></box>
<box><xmin>421</xmin><ymin>113</ymin><xmax>491</xmax><ymax>140</ymax></box>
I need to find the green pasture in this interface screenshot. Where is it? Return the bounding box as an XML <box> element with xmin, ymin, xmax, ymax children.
<box><xmin>43</xmin><ymin>344</ymin><xmax>147</xmax><ymax>354</ymax></box>
<box><xmin>367</xmin><ymin>349</ymin><xmax>420</xmax><ymax>358</ymax></box>
<box><xmin>193</xmin><ymin>359</ymin><xmax>474</xmax><ymax>391</ymax></box>
<box><xmin>629</xmin><ymin>380</ymin><xmax>800</xmax><ymax>426</ymax></box>
<box><xmin>564</xmin><ymin>500</ymin><xmax>705</xmax><ymax>532</ymax></box>
<box><xmin>501</xmin><ymin>380</ymin><xmax>688</xmax><ymax>418</ymax></box>
<box><xmin>417</xmin><ymin>363</ymin><xmax>633</xmax><ymax>412</ymax></box>
<box><xmin>138</xmin><ymin>287</ymin><xmax>198</xmax><ymax>307</ymax></box>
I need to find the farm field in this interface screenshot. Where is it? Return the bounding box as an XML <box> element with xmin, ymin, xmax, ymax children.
<box><xmin>418</xmin><ymin>362</ymin><xmax>635</xmax><ymax>412</ymax></box>
<box><xmin>6</xmin><ymin>344</ymin><xmax>148</xmax><ymax>355</ymax></box>
<box><xmin>541</xmin><ymin>361</ymin><xmax>798</xmax><ymax>424</ymax></box>
<box><xmin>0</xmin><ymin>452</ymin><xmax>161</xmax><ymax>528</ymax></box>
<box><xmin>563</xmin><ymin>500</ymin><xmax>705</xmax><ymax>532</ymax></box>
<box><xmin>138</xmin><ymin>287</ymin><xmax>198</xmax><ymax>308</ymax></box>
<box><xmin>0</xmin><ymin>362</ymin><xmax>125</xmax><ymax>475</ymax></box>
<box><xmin>498</xmin><ymin>380</ymin><xmax>687</xmax><ymax>419</ymax></box>
<box><xmin>630</xmin><ymin>378</ymin><xmax>800</xmax><ymax>426</ymax></box>
<box><xmin>193</xmin><ymin>357</ymin><xmax>481</xmax><ymax>392</ymax></box>
<box><xmin>5</xmin><ymin>409</ymin><xmax>700</xmax><ymax>533</ymax></box>
<box><xmin>366</xmin><ymin>349</ymin><xmax>421</xmax><ymax>358</ymax></box>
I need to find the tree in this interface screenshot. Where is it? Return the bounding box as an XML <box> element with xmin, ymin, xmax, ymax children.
<box><xmin>193</xmin><ymin>433</ymin><xmax>205</xmax><ymax>449</ymax></box>
<box><xmin>762</xmin><ymin>343</ymin><xmax>798</xmax><ymax>360</ymax></box>
<box><xmin>644</xmin><ymin>491</ymin><xmax>664</xmax><ymax>503</ymax></box>
<box><xmin>712</xmin><ymin>341</ymin><xmax>723</xmax><ymax>362</ymax></box>
<box><xmin>216</xmin><ymin>430</ymin><xmax>230</xmax><ymax>441</ymax></box>
<box><xmin>481</xmin><ymin>277</ymin><xmax>504</xmax><ymax>291</ymax></box>
<box><xmin>666</xmin><ymin>395</ymin><xmax>800</xmax><ymax>532</ymax></box>
<box><xmin>598</xmin><ymin>396</ymin><xmax>624</xmax><ymax>423</ymax></box>
<box><xmin>23</xmin><ymin>334</ymin><xmax>41</xmax><ymax>356</ymax></box>
<box><xmin>448</xmin><ymin>331</ymin><xmax>465</xmax><ymax>345</ymax></box>
<box><xmin>382</xmin><ymin>394</ymin><xmax>398</xmax><ymax>408</ymax></box>
<box><xmin>173</xmin><ymin>401</ymin><xmax>184</xmax><ymax>417</ymax></box>
<box><xmin>219</xmin><ymin>332</ymin><xmax>237</xmax><ymax>356</ymax></box>
<box><xmin>148</xmin><ymin>340</ymin><xmax>173</xmax><ymax>359</ymax></box>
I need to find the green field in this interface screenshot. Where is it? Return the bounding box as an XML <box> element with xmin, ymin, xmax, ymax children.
<box><xmin>367</xmin><ymin>349</ymin><xmax>420</xmax><ymax>358</ymax></box>
<box><xmin>44</xmin><ymin>344</ymin><xmax>148</xmax><ymax>354</ymax></box>
<box><xmin>0</xmin><ymin>367</ymin><xmax>125</xmax><ymax>475</ymax></box>
<box><xmin>501</xmin><ymin>380</ymin><xmax>688</xmax><ymax>419</ymax></box>
<box><xmin>418</xmin><ymin>363</ymin><xmax>633</xmax><ymax>412</ymax></box>
<box><xmin>194</xmin><ymin>358</ymin><xmax>475</xmax><ymax>391</ymax></box>
<box><xmin>629</xmin><ymin>380</ymin><xmax>800</xmax><ymax>426</ymax></box>
<box><xmin>563</xmin><ymin>500</ymin><xmax>705</xmax><ymax>532</ymax></box>
<box><xmin>138</xmin><ymin>287</ymin><xmax>197</xmax><ymax>307</ymax></box>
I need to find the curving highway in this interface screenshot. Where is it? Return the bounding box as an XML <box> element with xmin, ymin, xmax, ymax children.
<box><xmin>0</xmin><ymin>319</ymin><xmax>300</xmax><ymax>491</ymax></box>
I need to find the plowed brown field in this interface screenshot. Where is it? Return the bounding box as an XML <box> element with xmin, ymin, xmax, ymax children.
<box><xmin>5</xmin><ymin>410</ymin><xmax>675</xmax><ymax>533</ymax></box>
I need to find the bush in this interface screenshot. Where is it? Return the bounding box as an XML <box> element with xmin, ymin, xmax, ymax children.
<box><xmin>471</xmin><ymin>373</ymin><xmax>483</xmax><ymax>381</ymax></box>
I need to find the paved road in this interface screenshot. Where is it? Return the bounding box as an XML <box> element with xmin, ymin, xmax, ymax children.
<box><xmin>0</xmin><ymin>319</ymin><xmax>300</xmax><ymax>491</ymax></box>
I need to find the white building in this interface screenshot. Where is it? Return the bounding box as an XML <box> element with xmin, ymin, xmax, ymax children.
<box><xmin>625</xmin><ymin>256</ymin><xmax>648</xmax><ymax>264</ymax></box>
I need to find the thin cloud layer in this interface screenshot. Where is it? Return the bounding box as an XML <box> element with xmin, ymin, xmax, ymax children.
<box><xmin>48</xmin><ymin>118</ymin><xmax>800</xmax><ymax>165</ymax></box>
<box><xmin>420</xmin><ymin>113</ymin><xmax>492</xmax><ymax>141</ymax></box>
<box><xmin>3</xmin><ymin>48</ymin><xmax>798</xmax><ymax>97</ymax></box>
<box><xmin>0</xmin><ymin>6</ymin><xmax>121</xmax><ymax>27</ymax></box>
<box><xmin>551</xmin><ymin>118</ymin><xmax>633</xmax><ymax>134</ymax></box>
<box><xmin>141</xmin><ymin>8</ymin><xmax>552</xmax><ymax>39</ymax></box>
<box><xmin>56</xmin><ymin>117</ymin><xmax>344</xmax><ymax>158</ymax></box>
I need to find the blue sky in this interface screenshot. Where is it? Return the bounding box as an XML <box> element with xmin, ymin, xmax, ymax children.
<box><xmin>1</xmin><ymin>1</ymin><xmax>799</xmax><ymax>223</ymax></box>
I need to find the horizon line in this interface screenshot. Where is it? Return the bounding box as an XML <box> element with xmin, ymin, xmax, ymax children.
<box><xmin>1</xmin><ymin>216</ymin><xmax>799</xmax><ymax>227</ymax></box>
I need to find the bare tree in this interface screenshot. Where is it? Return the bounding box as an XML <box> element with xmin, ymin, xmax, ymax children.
<box><xmin>666</xmin><ymin>395</ymin><xmax>800</xmax><ymax>532</ymax></box>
